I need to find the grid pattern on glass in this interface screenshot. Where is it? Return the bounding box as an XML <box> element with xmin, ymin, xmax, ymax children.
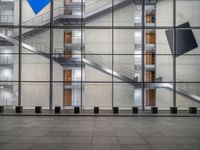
<box><xmin>0</xmin><ymin>0</ymin><xmax>200</xmax><ymax>110</ymax></box>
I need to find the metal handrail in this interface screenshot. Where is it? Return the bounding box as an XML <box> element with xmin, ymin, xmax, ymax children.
<box><xmin>156</xmin><ymin>74</ymin><xmax>200</xmax><ymax>97</ymax></box>
<box><xmin>0</xmin><ymin>15</ymin><xmax>13</xmax><ymax>23</ymax></box>
<box><xmin>0</xmin><ymin>56</ymin><xmax>13</xmax><ymax>64</ymax></box>
<box><xmin>85</xmin><ymin>0</ymin><xmax>111</xmax><ymax>13</ymax></box>
<box><xmin>85</xmin><ymin>0</ymin><xmax>126</xmax><ymax>16</ymax></box>
<box><xmin>22</xmin><ymin>33</ymin><xmax>136</xmax><ymax>80</ymax></box>
<box><xmin>21</xmin><ymin>29</ymin><xmax>136</xmax><ymax>80</ymax></box>
<box><xmin>10</xmin><ymin>0</ymin><xmax>129</xmax><ymax>36</ymax></box>
<box><xmin>23</xmin><ymin>34</ymin><xmax>50</xmax><ymax>53</ymax></box>
<box><xmin>0</xmin><ymin>77</ymin><xmax>12</xmax><ymax>81</ymax></box>
<box><xmin>12</xmin><ymin>7</ymin><xmax>64</xmax><ymax>36</ymax></box>
<box><xmin>0</xmin><ymin>99</ymin><xmax>17</xmax><ymax>106</ymax></box>
<box><xmin>23</xmin><ymin>7</ymin><xmax>62</xmax><ymax>26</ymax></box>
<box><xmin>84</xmin><ymin>50</ymin><xmax>136</xmax><ymax>80</ymax></box>
<box><xmin>23</xmin><ymin>34</ymin><xmax>84</xmax><ymax>54</ymax></box>
<box><xmin>0</xmin><ymin>46</ymin><xmax>14</xmax><ymax>49</ymax></box>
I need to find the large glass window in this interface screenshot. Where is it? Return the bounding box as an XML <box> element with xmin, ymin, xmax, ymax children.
<box><xmin>0</xmin><ymin>0</ymin><xmax>200</xmax><ymax>111</ymax></box>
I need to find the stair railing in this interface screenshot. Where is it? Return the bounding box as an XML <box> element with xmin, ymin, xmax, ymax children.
<box><xmin>0</xmin><ymin>56</ymin><xmax>13</xmax><ymax>64</ymax></box>
<box><xmin>0</xmin><ymin>98</ymin><xmax>18</xmax><ymax>106</ymax></box>
<box><xmin>0</xmin><ymin>15</ymin><xmax>14</xmax><ymax>23</ymax></box>
<box><xmin>84</xmin><ymin>50</ymin><xmax>136</xmax><ymax>80</ymax></box>
<box><xmin>22</xmin><ymin>34</ymin><xmax>50</xmax><ymax>54</ymax></box>
<box><xmin>85</xmin><ymin>0</ymin><xmax>127</xmax><ymax>17</ymax></box>
<box><xmin>156</xmin><ymin>74</ymin><xmax>200</xmax><ymax>97</ymax></box>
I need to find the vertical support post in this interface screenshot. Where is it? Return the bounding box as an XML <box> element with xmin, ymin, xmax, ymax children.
<box><xmin>173</xmin><ymin>0</ymin><xmax>176</xmax><ymax>107</ymax></box>
<box><xmin>111</xmin><ymin>0</ymin><xmax>114</xmax><ymax>108</ymax></box>
<box><xmin>49</xmin><ymin>0</ymin><xmax>54</xmax><ymax>110</ymax></box>
<box><xmin>18</xmin><ymin>0</ymin><xmax>22</xmax><ymax>106</ymax></box>
<box><xmin>81</xmin><ymin>0</ymin><xmax>84</xmax><ymax>109</ymax></box>
<box><xmin>141</xmin><ymin>0</ymin><xmax>145</xmax><ymax>111</ymax></box>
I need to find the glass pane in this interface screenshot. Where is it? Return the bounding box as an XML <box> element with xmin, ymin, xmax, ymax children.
<box><xmin>85</xmin><ymin>29</ymin><xmax>112</xmax><ymax>54</ymax></box>
<box><xmin>53</xmin><ymin>0</ymin><xmax>82</xmax><ymax>26</ymax></box>
<box><xmin>22</xmin><ymin>0</ymin><xmax>50</xmax><ymax>26</ymax></box>
<box><xmin>114</xmin><ymin>29</ymin><xmax>136</xmax><ymax>55</ymax></box>
<box><xmin>0</xmin><ymin>28</ymin><xmax>19</xmax><ymax>53</ymax></box>
<box><xmin>176</xmin><ymin>55</ymin><xmax>200</xmax><ymax>82</ymax></box>
<box><xmin>156</xmin><ymin>55</ymin><xmax>173</xmax><ymax>83</ymax></box>
<box><xmin>156</xmin><ymin>0</ymin><xmax>173</xmax><ymax>26</ymax></box>
<box><xmin>176</xmin><ymin>0</ymin><xmax>200</xmax><ymax>27</ymax></box>
<box><xmin>176</xmin><ymin>83</ymin><xmax>200</xmax><ymax>109</ymax></box>
<box><xmin>114</xmin><ymin>0</ymin><xmax>134</xmax><ymax>26</ymax></box>
<box><xmin>153</xmin><ymin>84</ymin><xmax>173</xmax><ymax>109</ymax></box>
<box><xmin>83</xmin><ymin>83</ymin><xmax>112</xmax><ymax>109</ymax></box>
<box><xmin>113</xmin><ymin>55</ymin><xmax>136</xmax><ymax>82</ymax></box>
<box><xmin>0</xmin><ymin>0</ymin><xmax>17</xmax><ymax>25</ymax></box>
<box><xmin>85</xmin><ymin>0</ymin><xmax>112</xmax><ymax>26</ymax></box>
<box><xmin>21</xmin><ymin>28</ymin><xmax>50</xmax><ymax>54</ymax></box>
<box><xmin>114</xmin><ymin>83</ymin><xmax>141</xmax><ymax>109</ymax></box>
<box><xmin>21</xmin><ymin>54</ymin><xmax>50</xmax><ymax>81</ymax></box>
<box><xmin>84</xmin><ymin>54</ymin><xmax>112</xmax><ymax>82</ymax></box>
<box><xmin>21</xmin><ymin>82</ymin><xmax>49</xmax><ymax>109</ymax></box>
<box><xmin>54</xmin><ymin>82</ymin><xmax>82</xmax><ymax>109</ymax></box>
<box><xmin>0</xmin><ymin>82</ymin><xmax>18</xmax><ymax>108</ymax></box>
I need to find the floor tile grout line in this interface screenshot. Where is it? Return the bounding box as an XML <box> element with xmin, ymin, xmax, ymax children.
<box><xmin>109</xmin><ymin>117</ymin><xmax>123</xmax><ymax>150</ymax></box>
<box><xmin>91</xmin><ymin>117</ymin><xmax>97</xmax><ymax>150</ymax></box>
<box><xmin>133</xmin><ymin>128</ymin><xmax>157</xmax><ymax>150</ymax></box>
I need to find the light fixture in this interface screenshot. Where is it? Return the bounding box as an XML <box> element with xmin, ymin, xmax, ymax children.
<box><xmin>0</xmin><ymin>86</ymin><xmax>4</xmax><ymax>89</ymax></box>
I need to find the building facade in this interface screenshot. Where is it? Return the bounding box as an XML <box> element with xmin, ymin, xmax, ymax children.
<box><xmin>0</xmin><ymin>0</ymin><xmax>200</xmax><ymax>110</ymax></box>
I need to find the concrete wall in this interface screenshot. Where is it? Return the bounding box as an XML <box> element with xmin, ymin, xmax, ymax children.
<box><xmin>156</xmin><ymin>0</ymin><xmax>200</xmax><ymax>108</ymax></box>
<box><xmin>14</xmin><ymin>0</ymin><xmax>64</xmax><ymax>24</ymax></box>
<box><xmin>20</xmin><ymin>48</ymin><xmax>63</xmax><ymax>109</ymax></box>
<box><xmin>2</xmin><ymin>0</ymin><xmax>198</xmax><ymax>109</ymax></box>
<box><xmin>84</xmin><ymin>1</ymin><xmax>135</xmax><ymax>109</ymax></box>
<box><xmin>11</xmin><ymin>1</ymin><xmax>64</xmax><ymax>109</ymax></box>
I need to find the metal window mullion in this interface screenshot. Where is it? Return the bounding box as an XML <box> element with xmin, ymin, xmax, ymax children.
<box><xmin>141</xmin><ymin>0</ymin><xmax>145</xmax><ymax>111</ymax></box>
<box><xmin>112</xmin><ymin>0</ymin><xmax>114</xmax><ymax>108</ymax></box>
<box><xmin>81</xmin><ymin>0</ymin><xmax>83</xmax><ymax>109</ymax></box>
<box><xmin>18</xmin><ymin>0</ymin><xmax>22</xmax><ymax>106</ymax></box>
<box><xmin>49</xmin><ymin>0</ymin><xmax>54</xmax><ymax>110</ymax></box>
<box><xmin>173</xmin><ymin>0</ymin><xmax>176</xmax><ymax>107</ymax></box>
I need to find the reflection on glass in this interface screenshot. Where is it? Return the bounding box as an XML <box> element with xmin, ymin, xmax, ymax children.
<box><xmin>0</xmin><ymin>0</ymin><xmax>199</xmax><ymax>110</ymax></box>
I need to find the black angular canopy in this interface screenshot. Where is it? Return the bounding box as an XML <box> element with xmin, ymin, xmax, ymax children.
<box><xmin>165</xmin><ymin>22</ymin><xmax>198</xmax><ymax>57</ymax></box>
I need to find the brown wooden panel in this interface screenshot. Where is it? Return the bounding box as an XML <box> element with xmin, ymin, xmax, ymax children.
<box><xmin>64</xmin><ymin>89</ymin><xmax>72</xmax><ymax>106</ymax></box>
<box><xmin>64</xmin><ymin>51</ymin><xmax>72</xmax><ymax>58</ymax></box>
<box><xmin>146</xmin><ymin>32</ymin><xmax>155</xmax><ymax>44</ymax></box>
<box><xmin>146</xmin><ymin>71</ymin><xmax>151</xmax><ymax>82</ymax></box>
<box><xmin>152</xmin><ymin>52</ymin><xmax>155</xmax><ymax>64</ymax></box>
<box><xmin>146</xmin><ymin>89</ymin><xmax>156</xmax><ymax>106</ymax></box>
<box><xmin>146</xmin><ymin>15</ymin><xmax>153</xmax><ymax>23</ymax></box>
<box><xmin>64</xmin><ymin>32</ymin><xmax>72</xmax><ymax>44</ymax></box>
<box><xmin>151</xmin><ymin>72</ymin><xmax>156</xmax><ymax>82</ymax></box>
<box><xmin>64</xmin><ymin>70</ymin><xmax>72</xmax><ymax>85</ymax></box>
<box><xmin>146</xmin><ymin>50</ymin><xmax>151</xmax><ymax>65</ymax></box>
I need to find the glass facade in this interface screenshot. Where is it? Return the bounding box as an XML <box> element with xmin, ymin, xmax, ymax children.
<box><xmin>0</xmin><ymin>0</ymin><xmax>200</xmax><ymax>110</ymax></box>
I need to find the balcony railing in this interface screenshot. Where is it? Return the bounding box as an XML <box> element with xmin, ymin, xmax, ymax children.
<box><xmin>0</xmin><ymin>15</ymin><xmax>13</xmax><ymax>23</ymax></box>
<box><xmin>0</xmin><ymin>56</ymin><xmax>13</xmax><ymax>64</ymax></box>
<box><xmin>0</xmin><ymin>99</ymin><xmax>17</xmax><ymax>106</ymax></box>
<box><xmin>156</xmin><ymin>75</ymin><xmax>200</xmax><ymax>98</ymax></box>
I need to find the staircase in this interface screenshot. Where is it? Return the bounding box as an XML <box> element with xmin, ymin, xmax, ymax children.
<box><xmin>83</xmin><ymin>53</ymin><xmax>138</xmax><ymax>83</ymax></box>
<box><xmin>0</xmin><ymin>32</ymin><xmax>200</xmax><ymax>104</ymax></box>
<box><xmin>10</xmin><ymin>0</ymin><xmax>134</xmax><ymax>38</ymax></box>
<box><xmin>153</xmin><ymin>76</ymin><xmax>200</xmax><ymax>103</ymax></box>
<box><xmin>0</xmin><ymin>32</ymin><xmax>138</xmax><ymax>84</ymax></box>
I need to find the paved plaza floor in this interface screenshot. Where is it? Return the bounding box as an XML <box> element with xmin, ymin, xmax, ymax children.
<box><xmin>0</xmin><ymin>116</ymin><xmax>200</xmax><ymax>150</ymax></box>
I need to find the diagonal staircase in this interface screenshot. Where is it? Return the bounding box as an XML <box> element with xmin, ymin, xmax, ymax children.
<box><xmin>0</xmin><ymin>32</ymin><xmax>138</xmax><ymax>83</ymax></box>
<box><xmin>1</xmin><ymin>32</ymin><xmax>200</xmax><ymax>104</ymax></box>
<box><xmin>11</xmin><ymin>0</ymin><xmax>134</xmax><ymax>38</ymax></box>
